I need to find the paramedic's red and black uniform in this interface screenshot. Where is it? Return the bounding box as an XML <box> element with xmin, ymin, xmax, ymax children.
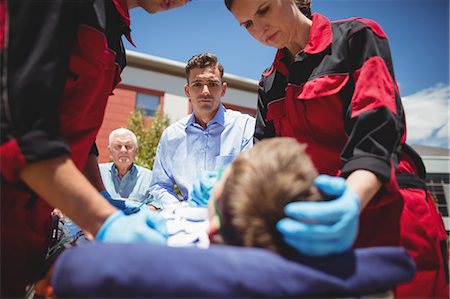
<box><xmin>256</xmin><ymin>13</ymin><xmax>448</xmax><ymax>298</ymax></box>
<box><xmin>0</xmin><ymin>0</ymin><xmax>132</xmax><ymax>296</ymax></box>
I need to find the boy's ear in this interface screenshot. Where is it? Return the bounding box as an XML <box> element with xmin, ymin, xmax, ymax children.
<box><xmin>207</xmin><ymin>217</ymin><xmax>223</xmax><ymax>244</ymax></box>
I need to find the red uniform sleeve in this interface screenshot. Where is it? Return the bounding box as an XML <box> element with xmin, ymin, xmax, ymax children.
<box><xmin>341</xmin><ymin>19</ymin><xmax>405</xmax><ymax>182</ymax></box>
<box><xmin>1</xmin><ymin>0</ymin><xmax>80</xmax><ymax>182</ymax></box>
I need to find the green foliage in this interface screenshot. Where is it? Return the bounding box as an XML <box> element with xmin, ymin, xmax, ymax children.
<box><xmin>127</xmin><ymin>107</ymin><xmax>170</xmax><ymax>169</ymax></box>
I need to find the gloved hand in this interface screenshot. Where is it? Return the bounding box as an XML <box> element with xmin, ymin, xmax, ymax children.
<box><xmin>190</xmin><ymin>171</ymin><xmax>220</xmax><ymax>206</ymax></box>
<box><xmin>277</xmin><ymin>175</ymin><xmax>360</xmax><ymax>256</ymax></box>
<box><xmin>100</xmin><ymin>190</ymin><xmax>143</xmax><ymax>215</ymax></box>
<box><xmin>96</xmin><ymin>209</ymin><xmax>167</xmax><ymax>244</ymax></box>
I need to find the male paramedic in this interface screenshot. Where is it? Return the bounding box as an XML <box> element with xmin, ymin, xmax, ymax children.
<box><xmin>0</xmin><ymin>0</ymin><xmax>188</xmax><ymax>296</ymax></box>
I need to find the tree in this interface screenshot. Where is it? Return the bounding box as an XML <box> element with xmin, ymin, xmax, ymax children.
<box><xmin>127</xmin><ymin>107</ymin><xmax>170</xmax><ymax>169</ymax></box>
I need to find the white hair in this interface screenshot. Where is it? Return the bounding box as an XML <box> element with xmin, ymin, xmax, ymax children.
<box><xmin>108</xmin><ymin>128</ymin><xmax>138</xmax><ymax>147</ymax></box>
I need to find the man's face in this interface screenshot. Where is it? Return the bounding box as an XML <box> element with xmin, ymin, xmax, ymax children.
<box><xmin>184</xmin><ymin>65</ymin><xmax>226</xmax><ymax>120</ymax></box>
<box><xmin>136</xmin><ymin>0</ymin><xmax>189</xmax><ymax>14</ymax></box>
<box><xmin>109</xmin><ymin>134</ymin><xmax>137</xmax><ymax>169</ymax></box>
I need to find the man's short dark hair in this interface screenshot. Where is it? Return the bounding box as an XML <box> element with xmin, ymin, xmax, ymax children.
<box><xmin>185</xmin><ymin>53</ymin><xmax>224</xmax><ymax>82</ymax></box>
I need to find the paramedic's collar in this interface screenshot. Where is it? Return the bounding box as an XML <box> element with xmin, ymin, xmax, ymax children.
<box><xmin>112</xmin><ymin>0</ymin><xmax>136</xmax><ymax>47</ymax></box>
<box><xmin>273</xmin><ymin>13</ymin><xmax>332</xmax><ymax>76</ymax></box>
<box><xmin>185</xmin><ymin>104</ymin><xmax>226</xmax><ymax>129</ymax></box>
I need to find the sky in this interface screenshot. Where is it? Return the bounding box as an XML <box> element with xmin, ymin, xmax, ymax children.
<box><xmin>125</xmin><ymin>0</ymin><xmax>450</xmax><ymax>148</ymax></box>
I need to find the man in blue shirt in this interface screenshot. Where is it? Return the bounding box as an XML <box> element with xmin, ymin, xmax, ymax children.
<box><xmin>99</xmin><ymin>128</ymin><xmax>153</xmax><ymax>204</ymax></box>
<box><xmin>149</xmin><ymin>53</ymin><xmax>255</xmax><ymax>209</ymax></box>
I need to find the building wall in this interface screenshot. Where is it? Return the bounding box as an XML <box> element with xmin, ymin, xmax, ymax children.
<box><xmin>164</xmin><ymin>93</ymin><xmax>189</xmax><ymax>123</ymax></box>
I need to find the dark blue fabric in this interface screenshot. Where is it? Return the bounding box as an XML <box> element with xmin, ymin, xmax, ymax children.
<box><xmin>52</xmin><ymin>244</ymin><xmax>415</xmax><ymax>298</ymax></box>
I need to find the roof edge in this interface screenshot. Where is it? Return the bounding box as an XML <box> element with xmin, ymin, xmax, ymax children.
<box><xmin>126</xmin><ymin>50</ymin><xmax>259</xmax><ymax>93</ymax></box>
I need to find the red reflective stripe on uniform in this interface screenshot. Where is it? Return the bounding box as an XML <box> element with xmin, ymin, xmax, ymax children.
<box><xmin>0</xmin><ymin>0</ymin><xmax>6</xmax><ymax>49</ymax></box>
<box><xmin>352</xmin><ymin>56</ymin><xmax>397</xmax><ymax>117</ymax></box>
<box><xmin>0</xmin><ymin>139</ymin><xmax>28</xmax><ymax>182</ymax></box>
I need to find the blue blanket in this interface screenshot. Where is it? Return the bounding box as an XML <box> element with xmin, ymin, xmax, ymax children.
<box><xmin>52</xmin><ymin>244</ymin><xmax>415</xmax><ymax>298</ymax></box>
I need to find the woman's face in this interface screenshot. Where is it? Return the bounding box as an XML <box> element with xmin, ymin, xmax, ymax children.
<box><xmin>230</xmin><ymin>0</ymin><xmax>299</xmax><ymax>49</ymax></box>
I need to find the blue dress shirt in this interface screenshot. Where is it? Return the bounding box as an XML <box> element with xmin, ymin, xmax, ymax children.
<box><xmin>149</xmin><ymin>105</ymin><xmax>255</xmax><ymax>208</ymax></box>
<box><xmin>99</xmin><ymin>162</ymin><xmax>153</xmax><ymax>202</ymax></box>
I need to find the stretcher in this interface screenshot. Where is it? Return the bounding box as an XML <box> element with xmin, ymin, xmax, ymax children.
<box><xmin>49</xmin><ymin>243</ymin><xmax>415</xmax><ymax>298</ymax></box>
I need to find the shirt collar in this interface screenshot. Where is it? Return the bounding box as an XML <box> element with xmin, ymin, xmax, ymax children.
<box><xmin>272</xmin><ymin>13</ymin><xmax>332</xmax><ymax>75</ymax></box>
<box><xmin>186</xmin><ymin>104</ymin><xmax>226</xmax><ymax>128</ymax></box>
<box><xmin>112</xmin><ymin>0</ymin><xmax>136</xmax><ymax>47</ymax></box>
<box><xmin>111</xmin><ymin>162</ymin><xmax>136</xmax><ymax>176</ymax></box>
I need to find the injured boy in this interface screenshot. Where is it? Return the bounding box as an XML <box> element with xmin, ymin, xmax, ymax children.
<box><xmin>162</xmin><ymin>137</ymin><xmax>322</xmax><ymax>255</ymax></box>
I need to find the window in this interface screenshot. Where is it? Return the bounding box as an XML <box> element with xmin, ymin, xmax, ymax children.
<box><xmin>425</xmin><ymin>173</ymin><xmax>449</xmax><ymax>217</ymax></box>
<box><xmin>136</xmin><ymin>93</ymin><xmax>161</xmax><ymax>117</ymax></box>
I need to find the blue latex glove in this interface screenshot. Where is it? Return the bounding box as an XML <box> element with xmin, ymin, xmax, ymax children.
<box><xmin>277</xmin><ymin>175</ymin><xmax>360</xmax><ymax>256</ymax></box>
<box><xmin>100</xmin><ymin>191</ymin><xmax>142</xmax><ymax>215</ymax></box>
<box><xmin>190</xmin><ymin>171</ymin><xmax>220</xmax><ymax>206</ymax></box>
<box><xmin>96</xmin><ymin>209</ymin><xmax>167</xmax><ymax>244</ymax></box>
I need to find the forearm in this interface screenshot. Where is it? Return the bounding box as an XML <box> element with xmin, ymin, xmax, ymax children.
<box><xmin>346</xmin><ymin>169</ymin><xmax>382</xmax><ymax>210</ymax></box>
<box><xmin>19</xmin><ymin>156</ymin><xmax>116</xmax><ymax>236</ymax></box>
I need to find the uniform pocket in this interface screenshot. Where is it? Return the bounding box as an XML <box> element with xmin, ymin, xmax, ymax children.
<box><xmin>287</xmin><ymin>74</ymin><xmax>349</xmax><ymax>143</ymax></box>
<box><xmin>61</xmin><ymin>24</ymin><xmax>117</xmax><ymax>130</ymax></box>
<box><xmin>265</xmin><ymin>98</ymin><xmax>287</xmax><ymax>137</ymax></box>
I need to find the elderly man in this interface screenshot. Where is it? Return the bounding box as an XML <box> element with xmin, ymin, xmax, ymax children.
<box><xmin>99</xmin><ymin>128</ymin><xmax>152</xmax><ymax>203</ymax></box>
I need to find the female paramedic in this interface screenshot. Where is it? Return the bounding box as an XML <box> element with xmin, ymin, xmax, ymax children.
<box><xmin>223</xmin><ymin>0</ymin><xmax>448</xmax><ymax>297</ymax></box>
<box><xmin>0</xmin><ymin>0</ymin><xmax>189</xmax><ymax>297</ymax></box>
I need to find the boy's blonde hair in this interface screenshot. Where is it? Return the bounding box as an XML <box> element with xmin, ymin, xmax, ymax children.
<box><xmin>216</xmin><ymin>137</ymin><xmax>320</xmax><ymax>257</ymax></box>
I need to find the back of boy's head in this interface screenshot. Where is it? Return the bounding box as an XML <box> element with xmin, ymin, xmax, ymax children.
<box><xmin>216</xmin><ymin>137</ymin><xmax>320</xmax><ymax>257</ymax></box>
